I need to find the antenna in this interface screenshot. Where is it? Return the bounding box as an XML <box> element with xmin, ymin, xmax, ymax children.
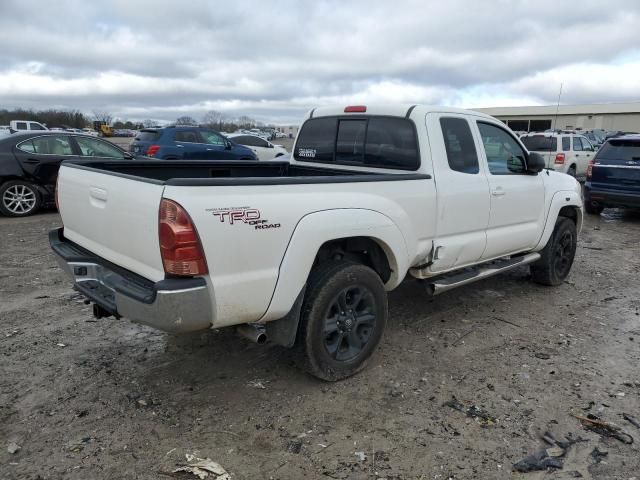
<box><xmin>553</xmin><ymin>83</ymin><xmax>563</xmax><ymax>131</ymax></box>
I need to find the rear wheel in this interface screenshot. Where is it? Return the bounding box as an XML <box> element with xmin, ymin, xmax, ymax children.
<box><xmin>530</xmin><ymin>217</ymin><xmax>577</xmax><ymax>286</ymax></box>
<box><xmin>0</xmin><ymin>180</ymin><xmax>42</xmax><ymax>217</ymax></box>
<box><xmin>585</xmin><ymin>200</ymin><xmax>604</xmax><ymax>215</ymax></box>
<box><xmin>297</xmin><ymin>261</ymin><xmax>388</xmax><ymax>381</ymax></box>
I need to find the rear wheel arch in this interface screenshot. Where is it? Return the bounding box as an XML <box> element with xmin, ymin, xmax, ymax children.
<box><xmin>312</xmin><ymin>236</ymin><xmax>394</xmax><ymax>284</ymax></box>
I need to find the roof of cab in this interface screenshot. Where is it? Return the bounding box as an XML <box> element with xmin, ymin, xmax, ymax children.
<box><xmin>307</xmin><ymin>104</ymin><xmax>497</xmax><ymax>121</ymax></box>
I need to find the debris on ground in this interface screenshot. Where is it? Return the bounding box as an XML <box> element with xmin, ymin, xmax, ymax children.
<box><xmin>590</xmin><ymin>447</ymin><xmax>609</xmax><ymax>463</ymax></box>
<box><xmin>287</xmin><ymin>438</ymin><xmax>302</xmax><ymax>454</ymax></box>
<box><xmin>172</xmin><ymin>456</ymin><xmax>230</xmax><ymax>479</ymax></box>
<box><xmin>246</xmin><ymin>380</ymin><xmax>266</xmax><ymax>389</ymax></box>
<box><xmin>572</xmin><ymin>413</ymin><xmax>634</xmax><ymax>444</ymax></box>
<box><xmin>512</xmin><ymin>448</ymin><xmax>563</xmax><ymax>472</ymax></box>
<box><xmin>443</xmin><ymin>397</ymin><xmax>496</xmax><ymax>426</ymax></box>
<box><xmin>354</xmin><ymin>451</ymin><xmax>367</xmax><ymax>462</ymax></box>
<box><xmin>535</xmin><ymin>352</ymin><xmax>551</xmax><ymax>360</ymax></box>
<box><xmin>7</xmin><ymin>442</ymin><xmax>21</xmax><ymax>454</ymax></box>
<box><xmin>56</xmin><ymin>343</ymin><xmax>66</xmax><ymax>347</ymax></box>
<box><xmin>623</xmin><ymin>413</ymin><xmax>640</xmax><ymax>429</ymax></box>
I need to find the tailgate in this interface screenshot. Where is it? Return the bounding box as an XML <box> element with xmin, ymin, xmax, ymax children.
<box><xmin>592</xmin><ymin>139</ymin><xmax>640</xmax><ymax>193</ymax></box>
<box><xmin>57</xmin><ymin>164</ymin><xmax>166</xmax><ymax>281</ymax></box>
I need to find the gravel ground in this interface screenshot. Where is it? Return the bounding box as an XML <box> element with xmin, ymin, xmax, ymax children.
<box><xmin>1</xmin><ymin>209</ymin><xmax>639</xmax><ymax>479</ymax></box>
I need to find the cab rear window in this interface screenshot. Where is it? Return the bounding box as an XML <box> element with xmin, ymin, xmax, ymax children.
<box><xmin>294</xmin><ymin>116</ymin><xmax>419</xmax><ymax>170</ymax></box>
<box><xmin>521</xmin><ymin>135</ymin><xmax>557</xmax><ymax>152</ymax></box>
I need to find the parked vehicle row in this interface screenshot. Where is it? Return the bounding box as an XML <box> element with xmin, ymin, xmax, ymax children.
<box><xmin>226</xmin><ymin>133</ymin><xmax>287</xmax><ymax>160</ymax></box>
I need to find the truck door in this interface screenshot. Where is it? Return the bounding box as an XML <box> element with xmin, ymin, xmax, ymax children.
<box><xmin>473</xmin><ymin>120</ymin><xmax>545</xmax><ymax>259</ymax></box>
<box><xmin>426</xmin><ymin>113</ymin><xmax>490</xmax><ymax>272</ymax></box>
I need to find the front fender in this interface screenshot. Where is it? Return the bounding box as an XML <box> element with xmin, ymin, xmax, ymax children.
<box><xmin>534</xmin><ymin>190</ymin><xmax>583</xmax><ymax>251</ymax></box>
<box><xmin>259</xmin><ymin>208</ymin><xmax>408</xmax><ymax>322</ymax></box>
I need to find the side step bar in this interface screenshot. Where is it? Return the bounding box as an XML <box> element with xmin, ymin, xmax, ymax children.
<box><xmin>421</xmin><ymin>252</ymin><xmax>541</xmax><ymax>296</ymax></box>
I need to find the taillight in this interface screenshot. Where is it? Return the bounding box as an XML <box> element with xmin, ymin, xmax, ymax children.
<box><xmin>554</xmin><ymin>153</ymin><xmax>565</xmax><ymax>165</ymax></box>
<box><xmin>344</xmin><ymin>105</ymin><xmax>367</xmax><ymax>113</ymax></box>
<box><xmin>586</xmin><ymin>159</ymin><xmax>595</xmax><ymax>179</ymax></box>
<box><xmin>146</xmin><ymin>144</ymin><xmax>160</xmax><ymax>156</ymax></box>
<box><xmin>159</xmin><ymin>199</ymin><xmax>208</xmax><ymax>276</ymax></box>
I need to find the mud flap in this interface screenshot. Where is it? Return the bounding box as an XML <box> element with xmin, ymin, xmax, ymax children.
<box><xmin>265</xmin><ymin>286</ymin><xmax>306</xmax><ymax>347</ymax></box>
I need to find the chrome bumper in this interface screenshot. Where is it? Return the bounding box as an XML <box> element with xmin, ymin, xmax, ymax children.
<box><xmin>49</xmin><ymin>228</ymin><xmax>213</xmax><ymax>333</ymax></box>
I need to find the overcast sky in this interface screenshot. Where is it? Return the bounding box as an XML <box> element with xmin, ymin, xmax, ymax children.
<box><xmin>1</xmin><ymin>0</ymin><xmax>640</xmax><ymax>125</ymax></box>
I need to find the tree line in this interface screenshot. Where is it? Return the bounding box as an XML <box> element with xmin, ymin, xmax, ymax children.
<box><xmin>0</xmin><ymin>108</ymin><xmax>88</xmax><ymax>128</ymax></box>
<box><xmin>0</xmin><ymin>108</ymin><xmax>275</xmax><ymax>132</ymax></box>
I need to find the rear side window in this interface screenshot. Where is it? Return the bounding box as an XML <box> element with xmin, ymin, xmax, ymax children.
<box><xmin>521</xmin><ymin>135</ymin><xmax>557</xmax><ymax>151</ymax></box>
<box><xmin>16</xmin><ymin>122</ymin><xmax>27</xmax><ymax>130</ymax></box>
<box><xmin>596</xmin><ymin>140</ymin><xmax>640</xmax><ymax>161</ymax></box>
<box><xmin>136</xmin><ymin>130</ymin><xmax>160</xmax><ymax>141</ymax></box>
<box><xmin>440</xmin><ymin>117</ymin><xmax>479</xmax><ymax>174</ymax></box>
<box><xmin>30</xmin><ymin>123</ymin><xmax>46</xmax><ymax>130</ymax></box>
<box><xmin>572</xmin><ymin>137</ymin><xmax>583</xmax><ymax>151</ymax></box>
<box><xmin>175</xmin><ymin>130</ymin><xmax>200</xmax><ymax>143</ymax></box>
<box><xmin>18</xmin><ymin>136</ymin><xmax>72</xmax><ymax>155</ymax></box>
<box><xmin>294</xmin><ymin>116</ymin><xmax>419</xmax><ymax>169</ymax></box>
<box><xmin>562</xmin><ymin>137</ymin><xmax>571</xmax><ymax>151</ymax></box>
<box><xmin>294</xmin><ymin>117</ymin><xmax>338</xmax><ymax>163</ymax></box>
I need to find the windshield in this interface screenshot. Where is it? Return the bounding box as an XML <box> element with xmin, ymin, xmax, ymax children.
<box><xmin>521</xmin><ymin>135</ymin><xmax>557</xmax><ymax>152</ymax></box>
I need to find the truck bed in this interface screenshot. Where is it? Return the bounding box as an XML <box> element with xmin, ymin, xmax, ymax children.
<box><xmin>62</xmin><ymin>159</ymin><xmax>430</xmax><ymax>186</ymax></box>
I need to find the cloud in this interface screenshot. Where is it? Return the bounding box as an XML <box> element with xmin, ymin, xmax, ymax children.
<box><xmin>0</xmin><ymin>0</ymin><xmax>639</xmax><ymax>124</ymax></box>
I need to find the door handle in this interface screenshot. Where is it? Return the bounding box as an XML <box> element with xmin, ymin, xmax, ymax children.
<box><xmin>575</xmin><ymin>154</ymin><xmax>580</xmax><ymax>157</ymax></box>
<box><xmin>24</xmin><ymin>158</ymin><xmax>40</xmax><ymax>164</ymax></box>
<box><xmin>206</xmin><ymin>148</ymin><xmax>213</xmax><ymax>151</ymax></box>
<box><xmin>491</xmin><ymin>188</ymin><xmax>505</xmax><ymax>197</ymax></box>
<box><xmin>176</xmin><ymin>145</ymin><xmax>184</xmax><ymax>148</ymax></box>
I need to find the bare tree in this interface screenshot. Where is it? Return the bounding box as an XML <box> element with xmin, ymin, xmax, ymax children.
<box><xmin>201</xmin><ymin>110</ymin><xmax>224</xmax><ymax>128</ymax></box>
<box><xmin>142</xmin><ymin>119</ymin><xmax>156</xmax><ymax>128</ymax></box>
<box><xmin>175</xmin><ymin>115</ymin><xmax>197</xmax><ymax>125</ymax></box>
<box><xmin>93</xmin><ymin>110</ymin><xmax>113</xmax><ymax>125</ymax></box>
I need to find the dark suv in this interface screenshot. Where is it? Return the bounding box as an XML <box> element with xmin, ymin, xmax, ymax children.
<box><xmin>584</xmin><ymin>135</ymin><xmax>640</xmax><ymax>214</ymax></box>
<box><xmin>130</xmin><ymin>126</ymin><xmax>258</xmax><ymax>160</ymax></box>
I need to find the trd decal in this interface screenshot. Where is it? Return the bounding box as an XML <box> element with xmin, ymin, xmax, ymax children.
<box><xmin>205</xmin><ymin>207</ymin><xmax>281</xmax><ymax>230</ymax></box>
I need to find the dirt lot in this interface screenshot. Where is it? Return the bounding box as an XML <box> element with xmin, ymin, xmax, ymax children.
<box><xmin>1</xmin><ymin>209</ymin><xmax>639</xmax><ymax>479</ymax></box>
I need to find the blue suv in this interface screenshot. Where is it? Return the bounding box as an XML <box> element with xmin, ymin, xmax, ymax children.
<box><xmin>130</xmin><ymin>126</ymin><xmax>258</xmax><ymax>160</ymax></box>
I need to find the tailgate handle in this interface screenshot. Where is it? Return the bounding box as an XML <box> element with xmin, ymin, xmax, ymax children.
<box><xmin>89</xmin><ymin>187</ymin><xmax>108</xmax><ymax>207</ymax></box>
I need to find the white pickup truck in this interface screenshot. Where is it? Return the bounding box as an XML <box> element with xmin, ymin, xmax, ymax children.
<box><xmin>51</xmin><ymin>105</ymin><xmax>583</xmax><ymax>380</ymax></box>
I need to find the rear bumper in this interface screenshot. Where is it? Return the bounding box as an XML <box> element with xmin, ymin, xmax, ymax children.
<box><xmin>49</xmin><ymin>228</ymin><xmax>213</xmax><ymax>333</ymax></box>
<box><xmin>584</xmin><ymin>184</ymin><xmax>640</xmax><ymax>208</ymax></box>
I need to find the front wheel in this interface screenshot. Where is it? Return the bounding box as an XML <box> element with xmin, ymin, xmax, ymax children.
<box><xmin>0</xmin><ymin>180</ymin><xmax>42</xmax><ymax>217</ymax></box>
<box><xmin>297</xmin><ymin>261</ymin><xmax>388</xmax><ymax>381</ymax></box>
<box><xmin>530</xmin><ymin>217</ymin><xmax>577</xmax><ymax>286</ymax></box>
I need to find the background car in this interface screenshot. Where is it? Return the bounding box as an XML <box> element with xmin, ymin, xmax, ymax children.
<box><xmin>129</xmin><ymin>126</ymin><xmax>258</xmax><ymax>160</ymax></box>
<box><xmin>0</xmin><ymin>132</ymin><xmax>134</xmax><ymax>217</ymax></box>
<box><xmin>584</xmin><ymin>135</ymin><xmax>640</xmax><ymax>214</ymax></box>
<box><xmin>520</xmin><ymin>132</ymin><xmax>596</xmax><ymax>178</ymax></box>
<box><xmin>226</xmin><ymin>133</ymin><xmax>287</xmax><ymax>160</ymax></box>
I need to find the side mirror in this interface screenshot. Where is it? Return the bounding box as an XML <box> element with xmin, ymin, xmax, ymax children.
<box><xmin>123</xmin><ymin>152</ymin><xmax>134</xmax><ymax>159</ymax></box>
<box><xmin>268</xmin><ymin>143</ymin><xmax>274</xmax><ymax>148</ymax></box>
<box><xmin>526</xmin><ymin>152</ymin><xmax>545</xmax><ymax>173</ymax></box>
<box><xmin>225</xmin><ymin>140</ymin><xmax>232</xmax><ymax>150</ymax></box>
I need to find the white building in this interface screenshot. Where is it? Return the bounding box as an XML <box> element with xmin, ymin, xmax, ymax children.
<box><xmin>474</xmin><ymin>102</ymin><xmax>640</xmax><ymax>132</ymax></box>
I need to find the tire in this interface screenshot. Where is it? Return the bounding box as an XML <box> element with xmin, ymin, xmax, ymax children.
<box><xmin>585</xmin><ymin>200</ymin><xmax>604</xmax><ymax>215</ymax></box>
<box><xmin>0</xmin><ymin>180</ymin><xmax>42</xmax><ymax>217</ymax></box>
<box><xmin>297</xmin><ymin>261</ymin><xmax>388</xmax><ymax>381</ymax></box>
<box><xmin>530</xmin><ymin>217</ymin><xmax>577</xmax><ymax>286</ymax></box>
<box><xmin>568</xmin><ymin>165</ymin><xmax>577</xmax><ymax>177</ymax></box>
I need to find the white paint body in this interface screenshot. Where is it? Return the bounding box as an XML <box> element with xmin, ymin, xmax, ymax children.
<box><xmin>57</xmin><ymin>105</ymin><xmax>583</xmax><ymax>329</ymax></box>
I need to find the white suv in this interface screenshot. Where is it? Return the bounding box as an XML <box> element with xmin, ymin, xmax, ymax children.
<box><xmin>521</xmin><ymin>132</ymin><xmax>595</xmax><ymax>178</ymax></box>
